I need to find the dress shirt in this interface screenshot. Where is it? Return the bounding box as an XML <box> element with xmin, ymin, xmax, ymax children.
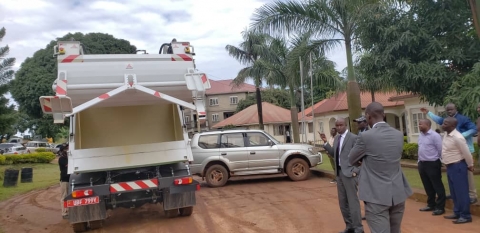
<box><xmin>441</xmin><ymin>129</ymin><xmax>474</xmax><ymax>166</ymax></box>
<box><xmin>337</xmin><ymin>130</ymin><xmax>348</xmax><ymax>165</ymax></box>
<box><xmin>418</xmin><ymin>129</ymin><xmax>442</xmax><ymax>162</ymax></box>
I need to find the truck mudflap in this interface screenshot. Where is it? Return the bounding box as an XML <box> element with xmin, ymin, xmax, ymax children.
<box><xmin>66</xmin><ymin>197</ymin><xmax>107</xmax><ymax>224</ymax></box>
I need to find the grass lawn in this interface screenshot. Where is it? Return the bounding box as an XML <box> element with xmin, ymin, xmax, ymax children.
<box><xmin>317</xmin><ymin>155</ymin><xmax>480</xmax><ymax>194</ymax></box>
<box><xmin>0</xmin><ymin>163</ymin><xmax>59</xmax><ymax>201</ymax></box>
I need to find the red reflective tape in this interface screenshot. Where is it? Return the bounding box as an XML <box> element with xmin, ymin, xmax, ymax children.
<box><xmin>154</xmin><ymin>91</ymin><xmax>160</xmax><ymax>98</ymax></box>
<box><xmin>99</xmin><ymin>93</ymin><xmax>110</xmax><ymax>99</ymax></box>
<box><xmin>177</xmin><ymin>54</ymin><xmax>192</xmax><ymax>61</ymax></box>
<box><xmin>109</xmin><ymin>186</ymin><xmax>118</xmax><ymax>193</ymax></box>
<box><xmin>56</xmin><ymin>87</ymin><xmax>66</xmax><ymax>95</ymax></box>
<box><xmin>150</xmin><ymin>179</ymin><xmax>158</xmax><ymax>185</ymax></box>
<box><xmin>181</xmin><ymin>42</ymin><xmax>189</xmax><ymax>46</ymax></box>
<box><xmin>201</xmin><ymin>74</ymin><xmax>207</xmax><ymax>83</ymax></box>
<box><xmin>43</xmin><ymin>105</ymin><xmax>52</xmax><ymax>112</ymax></box>
<box><xmin>61</xmin><ymin>55</ymin><xmax>79</xmax><ymax>63</ymax></box>
<box><xmin>118</xmin><ymin>182</ymin><xmax>133</xmax><ymax>191</ymax></box>
<box><xmin>199</xmin><ymin>112</ymin><xmax>206</xmax><ymax>115</ymax></box>
<box><xmin>135</xmin><ymin>181</ymin><xmax>149</xmax><ymax>189</ymax></box>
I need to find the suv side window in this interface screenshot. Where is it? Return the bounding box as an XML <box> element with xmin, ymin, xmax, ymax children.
<box><xmin>246</xmin><ymin>133</ymin><xmax>271</xmax><ymax>147</ymax></box>
<box><xmin>220</xmin><ymin>133</ymin><xmax>244</xmax><ymax>148</ymax></box>
<box><xmin>198</xmin><ymin>135</ymin><xmax>219</xmax><ymax>149</ymax></box>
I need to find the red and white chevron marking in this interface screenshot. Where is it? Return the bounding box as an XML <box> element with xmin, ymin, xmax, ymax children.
<box><xmin>110</xmin><ymin>179</ymin><xmax>159</xmax><ymax>193</ymax></box>
<box><xmin>43</xmin><ymin>98</ymin><xmax>52</xmax><ymax>112</ymax></box>
<box><xmin>171</xmin><ymin>54</ymin><xmax>193</xmax><ymax>61</ymax></box>
<box><xmin>56</xmin><ymin>79</ymin><xmax>67</xmax><ymax>95</ymax></box>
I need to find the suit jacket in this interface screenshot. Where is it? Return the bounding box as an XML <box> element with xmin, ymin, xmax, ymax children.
<box><xmin>348</xmin><ymin>122</ymin><xmax>413</xmax><ymax>206</ymax></box>
<box><xmin>324</xmin><ymin>131</ymin><xmax>360</xmax><ymax>178</ymax></box>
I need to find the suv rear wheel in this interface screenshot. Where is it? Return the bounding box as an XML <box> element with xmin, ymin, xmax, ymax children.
<box><xmin>286</xmin><ymin>158</ymin><xmax>310</xmax><ymax>181</ymax></box>
<box><xmin>205</xmin><ymin>164</ymin><xmax>228</xmax><ymax>188</ymax></box>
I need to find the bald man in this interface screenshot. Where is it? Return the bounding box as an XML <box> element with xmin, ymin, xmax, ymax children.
<box><xmin>417</xmin><ymin>119</ymin><xmax>446</xmax><ymax>216</ymax></box>
<box><xmin>321</xmin><ymin>118</ymin><xmax>363</xmax><ymax>233</ymax></box>
<box><xmin>441</xmin><ymin>117</ymin><xmax>474</xmax><ymax>224</ymax></box>
<box><xmin>349</xmin><ymin>102</ymin><xmax>412</xmax><ymax>233</ymax></box>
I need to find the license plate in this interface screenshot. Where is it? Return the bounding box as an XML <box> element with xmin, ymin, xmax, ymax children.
<box><xmin>66</xmin><ymin>196</ymin><xmax>100</xmax><ymax>207</ymax></box>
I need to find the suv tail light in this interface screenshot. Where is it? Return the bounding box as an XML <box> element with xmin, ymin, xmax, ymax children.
<box><xmin>174</xmin><ymin>177</ymin><xmax>193</xmax><ymax>185</ymax></box>
<box><xmin>72</xmin><ymin>189</ymin><xmax>93</xmax><ymax>198</ymax></box>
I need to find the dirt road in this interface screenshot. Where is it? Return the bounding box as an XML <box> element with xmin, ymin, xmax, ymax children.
<box><xmin>1</xmin><ymin>174</ymin><xmax>479</xmax><ymax>233</ymax></box>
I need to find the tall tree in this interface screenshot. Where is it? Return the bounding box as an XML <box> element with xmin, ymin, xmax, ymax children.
<box><xmin>251</xmin><ymin>0</ymin><xmax>382</xmax><ymax>133</ymax></box>
<box><xmin>357</xmin><ymin>0</ymin><xmax>480</xmax><ymax>106</ymax></box>
<box><xmin>0</xmin><ymin>27</ymin><xmax>17</xmax><ymax>140</ymax></box>
<box><xmin>10</xmin><ymin>32</ymin><xmax>136</xmax><ymax>137</ymax></box>
<box><xmin>225</xmin><ymin>29</ymin><xmax>271</xmax><ymax>130</ymax></box>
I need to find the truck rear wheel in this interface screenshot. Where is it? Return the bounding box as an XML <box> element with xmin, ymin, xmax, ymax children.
<box><xmin>72</xmin><ymin>222</ymin><xmax>87</xmax><ymax>232</ymax></box>
<box><xmin>164</xmin><ymin>208</ymin><xmax>179</xmax><ymax>218</ymax></box>
<box><xmin>205</xmin><ymin>164</ymin><xmax>228</xmax><ymax>188</ymax></box>
<box><xmin>179</xmin><ymin>206</ymin><xmax>193</xmax><ymax>216</ymax></box>
<box><xmin>286</xmin><ymin>158</ymin><xmax>310</xmax><ymax>181</ymax></box>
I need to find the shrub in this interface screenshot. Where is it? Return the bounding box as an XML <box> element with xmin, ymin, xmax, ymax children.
<box><xmin>0</xmin><ymin>152</ymin><xmax>56</xmax><ymax>165</ymax></box>
<box><xmin>402</xmin><ymin>143</ymin><xmax>419</xmax><ymax>160</ymax></box>
<box><xmin>35</xmin><ymin>148</ymin><xmax>47</xmax><ymax>152</ymax></box>
<box><xmin>403</xmin><ymin>136</ymin><xmax>408</xmax><ymax>143</ymax></box>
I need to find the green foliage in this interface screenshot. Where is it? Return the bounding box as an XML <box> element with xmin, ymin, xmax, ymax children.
<box><xmin>402</xmin><ymin>143</ymin><xmax>419</xmax><ymax>160</ymax></box>
<box><xmin>10</xmin><ymin>32</ymin><xmax>136</xmax><ymax>137</ymax></box>
<box><xmin>236</xmin><ymin>89</ymin><xmax>290</xmax><ymax>113</ymax></box>
<box><xmin>403</xmin><ymin>136</ymin><xmax>408</xmax><ymax>143</ymax></box>
<box><xmin>445</xmin><ymin>62</ymin><xmax>480</xmax><ymax>120</ymax></box>
<box><xmin>54</xmin><ymin>126</ymin><xmax>69</xmax><ymax>142</ymax></box>
<box><xmin>222</xmin><ymin>124</ymin><xmax>236</xmax><ymax>130</ymax></box>
<box><xmin>357</xmin><ymin>0</ymin><xmax>480</xmax><ymax>106</ymax></box>
<box><xmin>0</xmin><ymin>27</ymin><xmax>17</xmax><ymax>139</ymax></box>
<box><xmin>0</xmin><ymin>152</ymin><xmax>56</xmax><ymax>165</ymax></box>
<box><xmin>35</xmin><ymin>148</ymin><xmax>47</xmax><ymax>153</ymax></box>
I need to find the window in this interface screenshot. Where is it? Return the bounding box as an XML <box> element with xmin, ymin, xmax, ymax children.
<box><xmin>184</xmin><ymin>116</ymin><xmax>190</xmax><ymax>124</ymax></box>
<box><xmin>220</xmin><ymin>133</ymin><xmax>244</xmax><ymax>148</ymax></box>
<box><xmin>209</xmin><ymin>98</ymin><xmax>218</xmax><ymax>106</ymax></box>
<box><xmin>246</xmin><ymin>133</ymin><xmax>271</xmax><ymax>147</ymax></box>
<box><xmin>274</xmin><ymin>125</ymin><xmax>285</xmax><ymax>136</ymax></box>
<box><xmin>318</xmin><ymin>121</ymin><xmax>324</xmax><ymax>134</ymax></box>
<box><xmin>230</xmin><ymin>96</ymin><xmax>238</xmax><ymax>105</ymax></box>
<box><xmin>308</xmin><ymin>123</ymin><xmax>313</xmax><ymax>133</ymax></box>
<box><xmin>212</xmin><ymin>114</ymin><xmax>219</xmax><ymax>122</ymax></box>
<box><xmin>198</xmin><ymin>135</ymin><xmax>219</xmax><ymax>149</ymax></box>
<box><xmin>411</xmin><ymin>111</ymin><xmax>427</xmax><ymax>134</ymax></box>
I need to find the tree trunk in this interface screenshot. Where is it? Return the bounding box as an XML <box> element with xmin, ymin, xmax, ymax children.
<box><xmin>289</xmin><ymin>86</ymin><xmax>300</xmax><ymax>143</ymax></box>
<box><xmin>371</xmin><ymin>90</ymin><xmax>375</xmax><ymax>102</ymax></box>
<box><xmin>255</xmin><ymin>86</ymin><xmax>264</xmax><ymax>130</ymax></box>
<box><xmin>345</xmin><ymin>40</ymin><xmax>362</xmax><ymax>134</ymax></box>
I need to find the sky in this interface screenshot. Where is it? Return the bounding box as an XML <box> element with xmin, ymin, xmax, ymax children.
<box><xmin>0</xmin><ymin>0</ymin><xmax>347</xmax><ymax>101</ymax></box>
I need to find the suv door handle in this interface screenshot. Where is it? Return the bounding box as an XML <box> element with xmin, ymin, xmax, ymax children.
<box><xmin>221</xmin><ymin>153</ymin><xmax>227</xmax><ymax>156</ymax></box>
<box><xmin>250</xmin><ymin>152</ymin><xmax>256</xmax><ymax>155</ymax></box>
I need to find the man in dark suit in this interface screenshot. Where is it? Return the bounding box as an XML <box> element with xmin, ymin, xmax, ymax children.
<box><xmin>321</xmin><ymin>118</ymin><xmax>363</xmax><ymax>233</ymax></box>
<box><xmin>353</xmin><ymin>115</ymin><xmax>368</xmax><ymax>221</ymax></box>
<box><xmin>348</xmin><ymin>102</ymin><xmax>413</xmax><ymax>233</ymax></box>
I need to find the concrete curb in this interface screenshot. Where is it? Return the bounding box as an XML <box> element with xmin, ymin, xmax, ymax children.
<box><xmin>311</xmin><ymin>169</ymin><xmax>480</xmax><ymax>217</ymax></box>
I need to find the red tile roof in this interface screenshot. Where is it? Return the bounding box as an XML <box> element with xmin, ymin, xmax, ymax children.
<box><xmin>388</xmin><ymin>93</ymin><xmax>419</xmax><ymax>101</ymax></box>
<box><xmin>206</xmin><ymin>79</ymin><xmax>257</xmax><ymax>95</ymax></box>
<box><xmin>308</xmin><ymin>92</ymin><xmax>404</xmax><ymax>116</ymax></box>
<box><xmin>212</xmin><ymin>102</ymin><xmax>291</xmax><ymax>128</ymax></box>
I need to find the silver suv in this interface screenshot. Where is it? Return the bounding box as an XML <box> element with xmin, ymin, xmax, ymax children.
<box><xmin>189</xmin><ymin>129</ymin><xmax>322</xmax><ymax>187</ymax></box>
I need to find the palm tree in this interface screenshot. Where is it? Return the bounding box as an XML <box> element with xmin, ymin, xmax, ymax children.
<box><xmin>225</xmin><ymin>29</ymin><xmax>272</xmax><ymax>130</ymax></box>
<box><xmin>254</xmin><ymin>32</ymin><xmax>342</xmax><ymax>142</ymax></box>
<box><xmin>250</xmin><ymin>0</ymin><xmax>383</xmax><ymax>133</ymax></box>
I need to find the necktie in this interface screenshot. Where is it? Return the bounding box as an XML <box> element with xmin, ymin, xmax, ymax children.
<box><xmin>336</xmin><ymin>135</ymin><xmax>341</xmax><ymax>175</ymax></box>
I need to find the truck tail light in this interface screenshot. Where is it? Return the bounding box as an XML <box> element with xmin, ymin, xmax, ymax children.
<box><xmin>174</xmin><ymin>177</ymin><xmax>193</xmax><ymax>185</ymax></box>
<box><xmin>72</xmin><ymin>189</ymin><xmax>93</xmax><ymax>198</ymax></box>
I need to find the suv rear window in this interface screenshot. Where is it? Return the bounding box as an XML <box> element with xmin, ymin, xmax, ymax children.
<box><xmin>198</xmin><ymin>135</ymin><xmax>219</xmax><ymax>149</ymax></box>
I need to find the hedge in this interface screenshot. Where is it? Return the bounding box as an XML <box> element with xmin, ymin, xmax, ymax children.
<box><xmin>402</xmin><ymin>142</ymin><xmax>480</xmax><ymax>161</ymax></box>
<box><xmin>0</xmin><ymin>152</ymin><xmax>56</xmax><ymax>165</ymax></box>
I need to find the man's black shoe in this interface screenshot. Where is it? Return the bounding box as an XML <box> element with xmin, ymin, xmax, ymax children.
<box><xmin>444</xmin><ymin>214</ymin><xmax>459</xmax><ymax>219</ymax></box>
<box><xmin>419</xmin><ymin>206</ymin><xmax>434</xmax><ymax>211</ymax></box>
<box><xmin>432</xmin><ymin>210</ymin><xmax>445</xmax><ymax>215</ymax></box>
<box><xmin>470</xmin><ymin>197</ymin><xmax>478</xmax><ymax>204</ymax></box>
<box><xmin>453</xmin><ymin>218</ymin><xmax>472</xmax><ymax>224</ymax></box>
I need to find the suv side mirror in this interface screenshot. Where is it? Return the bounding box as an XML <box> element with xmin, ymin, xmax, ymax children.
<box><xmin>268</xmin><ymin>140</ymin><xmax>273</xmax><ymax>147</ymax></box>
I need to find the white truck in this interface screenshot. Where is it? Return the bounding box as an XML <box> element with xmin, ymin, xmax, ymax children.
<box><xmin>39</xmin><ymin>39</ymin><xmax>210</xmax><ymax>232</ymax></box>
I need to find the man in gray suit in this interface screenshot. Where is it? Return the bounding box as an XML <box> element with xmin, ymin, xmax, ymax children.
<box><xmin>321</xmin><ymin>118</ymin><xmax>363</xmax><ymax>233</ymax></box>
<box><xmin>348</xmin><ymin>102</ymin><xmax>413</xmax><ymax>233</ymax></box>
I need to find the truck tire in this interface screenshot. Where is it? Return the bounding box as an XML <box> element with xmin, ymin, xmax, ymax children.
<box><xmin>205</xmin><ymin>164</ymin><xmax>228</xmax><ymax>188</ymax></box>
<box><xmin>286</xmin><ymin>158</ymin><xmax>310</xmax><ymax>181</ymax></box>
<box><xmin>72</xmin><ymin>222</ymin><xmax>87</xmax><ymax>232</ymax></box>
<box><xmin>164</xmin><ymin>208</ymin><xmax>179</xmax><ymax>218</ymax></box>
<box><xmin>89</xmin><ymin>220</ymin><xmax>104</xmax><ymax>230</ymax></box>
<box><xmin>179</xmin><ymin>206</ymin><xmax>193</xmax><ymax>216</ymax></box>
